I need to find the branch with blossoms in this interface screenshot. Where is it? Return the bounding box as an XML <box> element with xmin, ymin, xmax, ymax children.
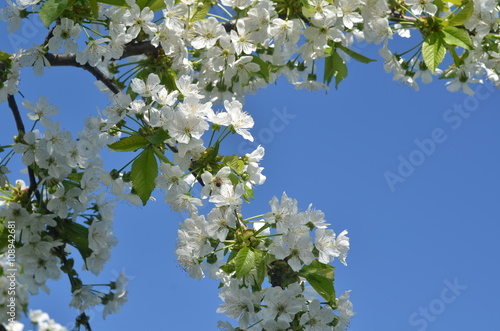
<box><xmin>0</xmin><ymin>0</ymin><xmax>499</xmax><ymax>330</ymax></box>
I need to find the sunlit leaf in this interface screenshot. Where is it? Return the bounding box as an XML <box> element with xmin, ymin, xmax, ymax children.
<box><xmin>131</xmin><ymin>148</ymin><xmax>158</xmax><ymax>205</ymax></box>
<box><xmin>39</xmin><ymin>0</ymin><xmax>69</xmax><ymax>27</ymax></box>
<box><xmin>108</xmin><ymin>134</ymin><xmax>149</xmax><ymax>152</ymax></box>
<box><xmin>422</xmin><ymin>32</ymin><xmax>446</xmax><ymax>73</ymax></box>
<box><xmin>235</xmin><ymin>247</ymin><xmax>255</xmax><ymax>278</ymax></box>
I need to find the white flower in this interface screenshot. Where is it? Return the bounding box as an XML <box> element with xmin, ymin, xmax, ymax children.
<box><xmin>70</xmin><ymin>285</ymin><xmax>102</xmax><ymax>312</ymax></box>
<box><xmin>338</xmin><ymin>0</ymin><xmax>363</xmax><ymax>29</ymax></box>
<box><xmin>271</xmin><ymin>232</ymin><xmax>315</xmax><ymax>271</ymax></box>
<box><xmin>225</xmin><ymin>56</ymin><xmax>261</xmax><ymax>85</ymax></box>
<box><xmin>123</xmin><ymin>1</ymin><xmax>157</xmax><ymax>38</ymax></box>
<box><xmin>130</xmin><ymin>73</ymin><xmax>163</xmax><ymax>97</ymax></box>
<box><xmin>405</xmin><ymin>0</ymin><xmax>437</xmax><ymax>16</ymax></box>
<box><xmin>206</xmin><ymin>206</ymin><xmax>237</xmax><ymax>241</ymax></box>
<box><xmin>76</xmin><ymin>38</ymin><xmax>111</xmax><ymax>67</ymax></box>
<box><xmin>334</xmin><ymin>291</ymin><xmax>355</xmax><ymax>330</ymax></box>
<box><xmin>22</xmin><ymin>96</ymin><xmax>59</xmax><ymax>123</ymax></box>
<box><xmin>209</xmin><ymin>183</ymin><xmax>244</xmax><ymax>207</ymax></box>
<box><xmin>200</xmin><ymin>166</ymin><xmax>232</xmax><ymax>198</ymax></box>
<box><xmin>0</xmin><ymin>0</ymin><xmax>22</xmax><ymax>33</ymax></box>
<box><xmin>191</xmin><ymin>17</ymin><xmax>226</xmax><ymax>49</ymax></box>
<box><xmin>166</xmin><ymin>111</ymin><xmax>209</xmax><ymax>144</ymax></box>
<box><xmin>446</xmin><ymin>77</ymin><xmax>476</xmax><ymax>95</ymax></box>
<box><xmin>19</xmin><ymin>45</ymin><xmax>51</xmax><ymax>76</ymax></box>
<box><xmin>299</xmin><ymin>299</ymin><xmax>335</xmax><ymax>330</ymax></box>
<box><xmin>217</xmin><ymin>280</ymin><xmax>258</xmax><ymax>328</ymax></box>
<box><xmin>263</xmin><ymin>192</ymin><xmax>298</xmax><ymax>226</ymax></box>
<box><xmin>218</xmin><ymin>99</ymin><xmax>254</xmax><ymax>141</ymax></box>
<box><xmin>262</xmin><ymin>286</ymin><xmax>304</xmax><ymax>322</ymax></box>
<box><xmin>230</xmin><ymin>20</ymin><xmax>257</xmax><ymax>55</ymax></box>
<box><xmin>48</xmin><ymin>18</ymin><xmax>81</xmax><ymax>53</ymax></box>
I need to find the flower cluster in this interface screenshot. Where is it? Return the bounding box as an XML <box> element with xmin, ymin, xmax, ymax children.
<box><xmin>176</xmin><ymin>192</ymin><xmax>353</xmax><ymax>329</ymax></box>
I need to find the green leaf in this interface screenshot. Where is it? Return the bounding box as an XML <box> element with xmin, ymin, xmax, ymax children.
<box><xmin>244</xmin><ymin>185</ymin><xmax>254</xmax><ymax>200</ymax></box>
<box><xmin>147</xmin><ymin>0</ymin><xmax>166</xmax><ymax>11</ymax></box>
<box><xmin>160</xmin><ymin>68</ymin><xmax>178</xmax><ymax>93</ymax></box>
<box><xmin>251</xmin><ymin>55</ymin><xmax>270</xmax><ymax>83</ymax></box>
<box><xmin>66</xmin><ymin>171</ymin><xmax>83</xmax><ymax>183</ymax></box>
<box><xmin>145</xmin><ymin>128</ymin><xmax>170</xmax><ymax>145</ymax></box>
<box><xmin>222</xmin><ymin>155</ymin><xmax>245</xmax><ymax>174</ymax></box>
<box><xmin>90</xmin><ymin>0</ymin><xmax>99</xmax><ymax>16</ymax></box>
<box><xmin>108</xmin><ymin>134</ymin><xmax>149</xmax><ymax>152</ymax></box>
<box><xmin>0</xmin><ymin>51</ymin><xmax>12</xmax><ymax>61</ymax></box>
<box><xmin>305</xmin><ymin>273</ymin><xmax>337</xmax><ymax>307</ymax></box>
<box><xmin>336</xmin><ymin>44</ymin><xmax>376</xmax><ymax>63</ymax></box>
<box><xmin>331</xmin><ymin>50</ymin><xmax>348</xmax><ymax>89</ymax></box>
<box><xmin>39</xmin><ymin>0</ymin><xmax>69</xmax><ymax>28</ymax></box>
<box><xmin>324</xmin><ymin>51</ymin><xmax>334</xmax><ymax>86</ymax></box>
<box><xmin>136</xmin><ymin>0</ymin><xmax>165</xmax><ymax>10</ymax></box>
<box><xmin>446</xmin><ymin>0</ymin><xmax>462</xmax><ymax>5</ymax></box>
<box><xmin>433</xmin><ymin>0</ymin><xmax>447</xmax><ymax>12</ymax></box>
<box><xmin>442</xmin><ymin>26</ymin><xmax>473</xmax><ymax>49</ymax></box>
<box><xmin>59</xmin><ymin>220</ymin><xmax>93</xmax><ymax>262</ymax></box>
<box><xmin>447</xmin><ymin>0</ymin><xmax>474</xmax><ymax>27</ymax></box>
<box><xmin>98</xmin><ymin>0</ymin><xmax>128</xmax><ymax>6</ymax></box>
<box><xmin>299</xmin><ymin>260</ymin><xmax>336</xmax><ymax>307</ymax></box>
<box><xmin>234</xmin><ymin>247</ymin><xmax>255</xmax><ymax>278</ymax></box>
<box><xmin>324</xmin><ymin>49</ymin><xmax>348</xmax><ymax>89</ymax></box>
<box><xmin>0</xmin><ymin>224</ymin><xmax>8</xmax><ymax>252</ymax></box>
<box><xmin>422</xmin><ymin>32</ymin><xmax>447</xmax><ymax>73</ymax></box>
<box><xmin>131</xmin><ymin>148</ymin><xmax>158</xmax><ymax>205</ymax></box>
<box><xmin>190</xmin><ymin>0</ymin><xmax>211</xmax><ymax>22</ymax></box>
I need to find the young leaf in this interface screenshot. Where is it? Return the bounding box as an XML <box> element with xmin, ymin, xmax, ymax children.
<box><xmin>0</xmin><ymin>51</ymin><xmax>12</xmax><ymax>61</ymax></box>
<box><xmin>59</xmin><ymin>220</ymin><xmax>93</xmax><ymax>262</ymax></box>
<box><xmin>190</xmin><ymin>0</ymin><xmax>211</xmax><ymax>22</ymax></box>
<box><xmin>447</xmin><ymin>0</ymin><xmax>474</xmax><ymax>27</ymax></box>
<box><xmin>336</xmin><ymin>44</ymin><xmax>376</xmax><ymax>63</ymax></box>
<box><xmin>108</xmin><ymin>134</ymin><xmax>149</xmax><ymax>152</ymax></box>
<box><xmin>145</xmin><ymin>128</ymin><xmax>170</xmax><ymax>145</ymax></box>
<box><xmin>304</xmin><ymin>273</ymin><xmax>337</xmax><ymax>307</ymax></box>
<box><xmin>251</xmin><ymin>55</ymin><xmax>270</xmax><ymax>83</ymax></box>
<box><xmin>234</xmin><ymin>247</ymin><xmax>255</xmax><ymax>278</ymax></box>
<box><xmin>422</xmin><ymin>32</ymin><xmax>446</xmax><ymax>73</ymax></box>
<box><xmin>324</xmin><ymin>48</ymin><xmax>349</xmax><ymax>88</ymax></box>
<box><xmin>131</xmin><ymin>148</ymin><xmax>158</xmax><ymax>205</ymax></box>
<box><xmin>39</xmin><ymin>0</ymin><xmax>69</xmax><ymax>28</ymax></box>
<box><xmin>324</xmin><ymin>50</ymin><xmax>334</xmax><ymax>85</ymax></box>
<box><xmin>146</xmin><ymin>0</ymin><xmax>166</xmax><ymax>11</ymax></box>
<box><xmin>442</xmin><ymin>26</ymin><xmax>473</xmax><ymax>50</ymax></box>
<box><xmin>98</xmin><ymin>0</ymin><xmax>128</xmax><ymax>6</ymax></box>
<box><xmin>299</xmin><ymin>260</ymin><xmax>337</xmax><ymax>307</ymax></box>
<box><xmin>222</xmin><ymin>155</ymin><xmax>245</xmax><ymax>174</ymax></box>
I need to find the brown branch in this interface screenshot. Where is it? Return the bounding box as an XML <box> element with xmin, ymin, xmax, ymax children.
<box><xmin>120</xmin><ymin>41</ymin><xmax>159</xmax><ymax>59</ymax></box>
<box><xmin>44</xmin><ymin>53</ymin><xmax>121</xmax><ymax>94</ymax></box>
<box><xmin>7</xmin><ymin>95</ymin><xmax>40</xmax><ymax>201</ymax></box>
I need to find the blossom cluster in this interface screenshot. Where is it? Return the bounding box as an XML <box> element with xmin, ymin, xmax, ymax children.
<box><xmin>177</xmin><ymin>192</ymin><xmax>353</xmax><ymax>329</ymax></box>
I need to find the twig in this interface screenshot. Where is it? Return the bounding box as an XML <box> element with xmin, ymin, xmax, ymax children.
<box><xmin>44</xmin><ymin>53</ymin><xmax>121</xmax><ymax>94</ymax></box>
<box><xmin>7</xmin><ymin>95</ymin><xmax>40</xmax><ymax>201</ymax></box>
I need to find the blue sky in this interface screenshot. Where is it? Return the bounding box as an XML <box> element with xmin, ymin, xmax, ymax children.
<box><xmin>2</xmin><ymin>10</ymin><xmax>500</xmax><ymax>331</ymax></box>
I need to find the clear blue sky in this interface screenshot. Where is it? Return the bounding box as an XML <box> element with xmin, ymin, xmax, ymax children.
<box><xmin>2</xmin><ymin>10</ymin><xmax>500</xmax><ymax>331</ymax></box>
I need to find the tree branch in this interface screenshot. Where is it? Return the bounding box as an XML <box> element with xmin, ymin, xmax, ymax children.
<box><xmin>7</xmin><ymin>95</ymin><xmax>40</xmax><ymax>200</ymax></box>
<box><xmin>44</xmin><ymin>53</ymin><xmax>121</xmax><ymax>94</ymax></box>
